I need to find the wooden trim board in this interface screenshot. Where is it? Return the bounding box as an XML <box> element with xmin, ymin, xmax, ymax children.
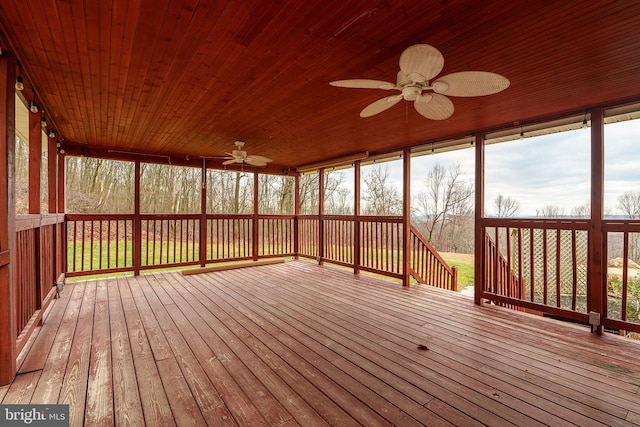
<box><xmin>181</xmin><ymin>258</ymin><xmax>285</xmax><ymax>276</ymax></box>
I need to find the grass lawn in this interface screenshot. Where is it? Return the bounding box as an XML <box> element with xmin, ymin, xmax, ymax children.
<box><xmin>440</xmin><ymin>252</ymin><xmax>475</xmax><ymax>287</ymax></box>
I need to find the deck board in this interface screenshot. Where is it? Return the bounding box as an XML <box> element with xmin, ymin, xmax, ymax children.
<box><xmin>3</xmin><ymin>260</ymin><xmax>640</xmax><ymax>426</ymax></box>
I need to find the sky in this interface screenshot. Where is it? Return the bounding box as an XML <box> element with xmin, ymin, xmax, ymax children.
<box><xmin>361</xmin><ymin>117</ymin><xmax>640</xmax><ymax>217</ymax></box>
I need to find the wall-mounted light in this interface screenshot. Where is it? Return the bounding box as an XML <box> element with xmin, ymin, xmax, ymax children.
<box><xmin>15</xmin><ymin>61</ymin><xmax>24</xmax><ymax>91</ymax></box>
<box><xmin>15</xmin><ymin>75</ymin><xmax>24</xmax><ymax>91</ymax></box>
<box><xmin>48</xmin><ymin>129</ymin><xmax>56</xmax><ymax>138</ymax></box>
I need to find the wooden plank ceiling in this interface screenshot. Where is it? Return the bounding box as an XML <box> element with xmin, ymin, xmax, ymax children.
<box><xmin>0</xmin><ymin>0</ymin><xmax>639</xmax><ymax>171</ymax></box>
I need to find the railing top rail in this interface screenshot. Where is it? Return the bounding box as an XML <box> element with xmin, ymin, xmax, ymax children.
<box><xmin>482</xmin><ymin>217</ymin><xmax>589</xmax><ymax>230</ymax></box>
<box><xmin>206</xmin><ymin>214</ymin><xmax>253</xmax><ymax>220</ymax></box>
<box><xmin>66</xmin><ymin>213</ymin><xmax>135</xmax><ymax>220</ymax></box>
<box><xmin>602</xmin><ymin>219</ymin><xmax>640</xmax><ymax>231</ymax></box>
<box><xmin>258</xmin><ymin>214</ymin><xmax>295</xmax><ymax>220</ymax></box>
<box><xmin>359</xmin><ymin>215</ymin><xmax>403</xmax><ymax>223</ymax></box>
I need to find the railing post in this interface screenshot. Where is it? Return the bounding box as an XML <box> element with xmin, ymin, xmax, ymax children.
<box><xmin>133</xmin><ymin>160</ymin><xmax>141</xmax><ymax>275</ymax></box>
<box><xmin>253</xmin><ymin>172</ymin><xmax>259</xmax><ymax>261</ymax></box>
<box><xmin>354</xmin><ymin>161</ymin><xmax>361</xmax><ymax>274</ymax></box>
<box><xmin>402</xmin><ymin>148</ymin><xmax>411</xmax><ymax>287</ymax></box>
<box><xmin>0</xmin><ymin>53</ymin><xmax>17</xmax><ymax>386</ymax></box>
<box><xmin>294</xmin><ymin>174</ymin><xmax>299</xmax><ymax>259</ymax></box>
<box><xmin>318</xmin><ymin>168</ymin><xmax>325</xmax><ymax>265</ymax></box>
<box><xmin>589</xmin><ymin>107</ymin><xmax>605</xmax><ymax>334</ymax></box>
<box><xmin>474</xmin><ymin>134</ymin><xmax>485</xmax><ymax>305</ymax></box>
<box><xmin>200</xmin><ymin>160</ymin><xmax>207</xmax><ymax>267</ymax></box>
<box><xmin>451</xmin><ymin>266</ymin><xmax>458</xmax><ymax>292</ymax></box>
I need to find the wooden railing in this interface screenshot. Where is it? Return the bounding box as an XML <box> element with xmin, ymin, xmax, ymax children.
<box><xmin>67</xmin><ymin>213</ymin><xmax>297</xmax><ymax>276</ymax></box>
<box><xmin>66</xmin><ymin>214</ymin><xmax>135</xmax><ymax>275</ymax></box>
<box><xmin>409</xmin><ymin>225</ymin><xmax>457</xmax><ymax>291</ymax></box>
<box><xmin>298</xmin><ymin>216</ymin><xmax>319</xmax><ymax>259</ymax></box>
<box><xmin>206</xmin><ymin>215</ymin><xmax>253</xmax><ymax>262</ymax></box>
<box><xmin>480</xmin><ymin>218</ymin><xmax>590</xmax><ymax>323</ymax></box>
<box><xmin>359</xmin><ymin>216</ymin><xmax>403</xmax><ymax>277</ymax></box>
<box><xmin>602</xmin><ymin>219</ymin><xmax>640</xmax><ymax>334</ymax></box>
<box><xmin>258</xmin><ymin>215</ymin><xmax>295</xmax><ymax>258</ymax></box>
<box><xmin>142</xmin><ymin>214</ymin><xmax>200</xmax><ymax>268</ymax></box>
<box><xmin>15</xmin><ymin>214</ymin><xmax>64</xmax><ymax>354</ymax></box>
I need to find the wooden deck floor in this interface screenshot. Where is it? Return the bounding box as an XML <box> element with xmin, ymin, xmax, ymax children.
<box><xmin>1</xmin><ymin>260</ymin><xmax>640</xmax><ymax>426</ymax></box>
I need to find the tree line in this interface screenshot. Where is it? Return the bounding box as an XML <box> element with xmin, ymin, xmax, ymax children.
<box><xmin>14</xmin><ymin>148</ymin><xmax>640</xmax><ymax>257</ymax></box>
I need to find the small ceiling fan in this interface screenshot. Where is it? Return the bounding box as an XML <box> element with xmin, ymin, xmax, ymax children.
<box><xmin>223</xmin><ymin>141</ymin><xmax>272</xmax><ymax>167</ymax></box>
<box><xmin>330</xmin><ymin>44</ymin><xmax>510</xmax><ymax>120</ymax></box>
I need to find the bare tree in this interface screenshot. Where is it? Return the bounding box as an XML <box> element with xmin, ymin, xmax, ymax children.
<box><xmin>571</xmin><ymin>202</ymin><xmax>590</xmax><ymax>218</ymax></box>
<box><xmin>362</xmin><ymin>165</ymin><xmax>402</xmax><ymax>216</ymax></box>
<box><xmin>618</xmin><ymin>191</ymin><xmax>640</xmax><ymax>219</ymax></box>
<box><xmin>536</xmin><ymin>205</ymin><xmax>564</xmax><ymax>218</ymax></box>
<box><xmin>618</xmin><ymin>191</ymin><xmax>640</xmax><ymax>262</ymax></box>
<box><xmin>414</xmin><ymin>162</ymin><xmax>473</xmax><ymax>250</ymax></box>
<box><xmin>493</xmin><ymin>194</ymin><xmax>520</xmax><ymax>217</ymax></box>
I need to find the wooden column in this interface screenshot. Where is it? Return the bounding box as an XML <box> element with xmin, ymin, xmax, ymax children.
<box><xmin>318</xmin><ymin>168</ymin><xmax>325</xmax><ymax>265</ymax></box>
<box><xmin>589</xmin><ymin>108</ymin><xmax>605</xmax><ymax>334</ymax></box>
<box><xmin>47</xmin><ymin>135</ymin><xmax>57</xmax><ymax>213</ymax></box>
<box><xmin>133</xmin><ymin>160</ymin><xmax>141</xmax><ymax>275</ymax></box>
<box><xmin>402</xmin><ymin>148</ymin><xmax>411</xmax><ymax>287</ymax></box>
<box><xmin>0</xmin><ymin>53</ymin><xmax>17</xmax><ymax>386</ymax></box>
<box><xmin>199</xmin><ymin>160</ymin><xmax>207</xmax><ymax>267</ymax></box>
<box><xmin>293</xmin><ymin>174</ymin><xmax>299</xmax><ymax>259</ymax></box>
<box><xmin>28</xmin><ymin>106</ymin><xmax>41</xmax><ymax>214</ymax></box>
<box><xmin>354</xmin><ymin>160</ymin><xmax>361</xmax><ymax>274</ymax></box>
<box><xmin>28</xmin><ymin>108</ymin><xmax>42</xmax><ymax>308</ymax></box>
<box><xmin>253</xmin><ymin>172</ymin><xmax>259</xmax><ymax>261</ymax></box>
<box><xmin>57</xmin><ymin>152</ymin><xmax>66</xmax><ymax>278</ymax></box>
<box><xmin>57</xmin><ymin>152</ymin><xmax>65</xmax><ymax>214</ymax></box>
<box><xmin>474</xmin><ymin>134</ymin><xmax>485</xmax><ymax>305</ymax></box>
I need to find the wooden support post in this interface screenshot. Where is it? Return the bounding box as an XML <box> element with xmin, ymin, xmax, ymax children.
<box><xmin>133</xmin><ymin>160</ymin><xmax>141</xmax><ymax>275</ymax></box>
<box><xmin>47</xmin><ymin>135</ymin><xmax>57</xmax><ymax>213</ymax></box>
<box><xmin>253</xmin><ymin>172</ymin><xmax>259</xmax><ymax>261</ymax></box>
<box><xmin>0</xmin><ymin>53</ymin><xmax>17</xmax><ymax>386</ymax></box>
<box><xmin>318</xmin><ymin>168</ymin><xmax>325</xmax><ymax>265</ymax></box>
<box><xmin>354</xmin><ymin>160</ymin><xmax>361</xmax><ymax>274</ymax></box>
<box><xmin>28</xmin><ymin>104</ymin><xmax>42</xmax><ymax>309</ymax></box>
<box><xmin>199</xmin><ymin>160</ymin><xmax>207</xmax><ymax>267</ymax></box>
<box><xmin>589</xmin><ymin>107</ymin><xmax>605</xmax><ymax>334</ymax></box>
<box><xmin>474</xmin><ymin>134</ymin><xmax>485</xmax><ymax>305</ymax></box>
<box><xmin>57</xmin><ymin>152</ymin><xmax>66</xmax><ymax>277</ymax></box>
<box><xmin>402</xmin><ymin>148</ymin><xmax>411</xmax><ymax>287</ymax></box>
<box><xmin>28</xmin><ymin>107</ymin><xmax>41</xmax><ymax>214</ymax></box>
<box><xmin>293</xmin><ymin>174</ymin><xmax>299</xmax><ymax>259</ymax></box>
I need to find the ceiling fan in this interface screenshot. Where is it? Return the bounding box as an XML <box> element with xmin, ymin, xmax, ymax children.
<box><xmin>330</xmin><ymin>44</ymin><xmax>510</xmax><ymax>120</ymax></box>
<box><xmin>223</xmin><ymin>141</ymin><xmax>272</xmax><ymax>167</ymax></box>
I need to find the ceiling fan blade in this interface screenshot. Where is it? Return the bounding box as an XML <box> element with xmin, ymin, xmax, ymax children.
<box><xmin>330</xmin><ymin>79</ymin><xmax>397</xmax><ymax>90</ymax></box>
<box><xmin>360</xmin><ymin>94</ymin><xmax>403</xmax><ymax>118</ymax></box>
<box><xmin>246</xmin><ymin>155</ymin><xmax>272</xmax><ymax>163</ymax></box>
<box><xmin>432</xmin><ymin>71</ymin><xmax>510</xmax><ymax>97</ymax></box>
<box><xmin>222</xmin><ymin>159</ymin><xmax>239</xmax><ymax>165</ymax></box>
<box><xmin>399</xmin><ymin>44</ymin><xmax>444</xmax><ymax>83</ymax></box>
<box><xmin>244</xmin><ymin>158</ymin><xmax>268</xmax><ymax>167</ymax></box>
<box><xmin>414</xmin><ymin>93</ymin><xmax>454</xmax><ymax>120</ymax></box>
